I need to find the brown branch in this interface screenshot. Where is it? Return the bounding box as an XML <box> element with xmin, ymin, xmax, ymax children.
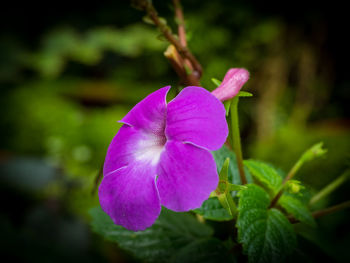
<box><xmin>164</xmin><ymin>45</ymin><xmax>187</xmax><ymax>80</ymax></box>
<box><xmin>164</xmin><ymin>45</ymin><xmax>200</xmax><ymax>86</ymax></box>
<box><xmin>172</xmin><ymin>0</ymin><xmax>195</xmax><ymax>83</ymax></box>
<box><xmin>288</xmin><ymin>200</ymin><xmax>350</xmax><ymax>224</ymax></box>
<box><xmin>136</xmin><ymin>0</ymin><xmax>202</xmax><ymax>79</ymax></box>
<box><xmin>173</xmin><ymin>0</ymin><xmax>187</xmax><ymax>47</ymax></box>
<box><xmin>269</xmin><ymin>188</ymin><xmax>283</xmax><ymax>208</ymax></box>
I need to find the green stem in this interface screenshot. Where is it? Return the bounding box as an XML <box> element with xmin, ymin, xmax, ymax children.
<box><xmin>217</xmin><ymin>192</ymin><xmax>237</xmax><ymax>217</ymax></box>
<box><xmin>309</xmin><ymin>170</ymin><xmax>349</xmax><ymax>206</ymax></box>
<box><xmin>311</xmin><ymin>200</ymin><xmax>350</xmax><ymax>219</ymax></box>
<box><xmin>270</xmin><ymin>143</ymin><xmax>325</xmax><ymax>207</ymax></box>
<box><xmin>226</xmin><ymin>193</ymin><xmax>238</xmax><ymax>217</ymax></box>
<box><xmin>215</xmin><ymin>158</ymin><xmax>238</xmax><ymax>218</ymax></box>
<box><xmin>289</xmin><ymin>200</ymin><xmax>350</xmax><ymax>224</ymax></box>
<box><xmin>282</xmin><ymin>159</ymin><xmax>303</xmax><ymax>184</ymax></box>
<box><xmin>270</xmin><ymin>160</ymin><xmax>304</xmax><ymax>207</ymax></box>
<box><xmin>230</xmin><ymin>97</ymin><xmax>247</xmax><ymax>184</ymax></box>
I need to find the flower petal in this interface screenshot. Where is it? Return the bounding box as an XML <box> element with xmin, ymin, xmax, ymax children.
<box><xmin>120</xmin><ymin>86</ymin><xmax>170</xmax><ymax>135</ymax></box>
<box><xmin>99</xmin><ymin>164</ymin><xmax>161</xmax><ymax>231</ymax></box>
<box><xmin>166</xmin><ymin>86</ymin><xmax>228</xmax><ymax>151</ymax></box>
<box><xmin>156</xmin><ymin>141</ymin><xmax>218</xmax><ymax>211</ymax></box>
<box><xmin>103</xmin><ymin>125</ymin><xmax>165</xmax><ymax>175</ymax></box>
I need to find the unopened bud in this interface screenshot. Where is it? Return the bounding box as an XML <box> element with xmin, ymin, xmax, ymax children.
<box><xmin>286</xmin><ymin>180</ymin><xmax>303</xmax><ymax>194</ymax></box>
<box><xmin>211</xmin><ymin>68</ymin><xmax>250</xmax><ymax>102</ymax></box>
<box><xmin>301</xmin><ymin>142</ymin><xmax>327</xmax><ymax>163</ymax></box>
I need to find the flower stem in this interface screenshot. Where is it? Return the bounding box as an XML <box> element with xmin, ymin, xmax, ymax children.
<box><xmin>270</xmin><ymin>160</ymin><xmax>304</xmax><ymax>207</ymax></box>
<box><xmin>270</xmin><ymin>143</ymin><xmax>326</xmax><ymax>207</ymax></box>
<box><xmin>230</xmin><ymin>97</ymin><xmax>247</xmax><ymax>185</ymax></box>
<box><xmin>309</xmin><ymin>170</ymin><xmax>349</xmax><ymax>206</ymax></box>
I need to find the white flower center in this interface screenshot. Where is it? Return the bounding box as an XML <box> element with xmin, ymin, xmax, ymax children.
<box><xmin>134</xmin><ymin>133</ymin><xmax>166</xmax><ymax>166</ymax></box>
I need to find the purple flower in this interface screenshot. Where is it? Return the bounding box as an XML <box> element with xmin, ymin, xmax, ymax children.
<box><xmin>99</xmin><ymin>86</ymin><xmax>228</xmax><ymax>231</ymax></box>
<box><xmin>211</xmin><ymin>68</ymin><xmax>249</xmax><ymax>102</ymax></box>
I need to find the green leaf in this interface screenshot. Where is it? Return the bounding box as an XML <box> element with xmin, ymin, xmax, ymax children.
<box><xmin>89</xmin><ymin>207</ymin><xmax>213</xmax><ymax>263</ymax></box>
<box><xmin>194</xmin><ymin>146</ymin><xmax>253</xmax><ymax>221</ymax></box>
<box><xmin>279</xmin><ymin>195</ymin><xmax>316</xmax><ymax>227</ymax></box>
<box><xmin>224</xmin><ymin>100</ymin><xmax>232</xmax><ymax>116</ymax></box>
<box><xmin>214</xmin><ymin>146</ymin><xmax>253</xmax><ymax>185</ymax></box>
<box><xmin>237</xmin><ymin>91</ymin><xmax>253</xmax><ymax>97</ymax></box>
<box><xmin>228</xmin><ymin>183</ymin><xmax>247</xmax><ymax>192</ymax></box>
<box><xmin>211</xmin><ymin>78</ymin><xmax>222</xmax><ymax>86</ymax></box>
<box><xmin>170</xmin><ymin>238</ymin><xmax>235</xmax><ymax>263</ymax></box>
<box><xmin>212</xmin><ymin>157</ymin><xmax>243</xmax><ymax>217</ymax></box>
<box><xmin>237</xmin><ymin>184</ymin><xmax>297</xmax><ymax>263</ymax></box>
<box><xmin>194</xmin><ymin>198</ymin><xmax>233</xmax><ymax>221</ymax></box>
<box><xmin>244</xmin><ymin>160</ymin><xmax>283</xmax><ymax>195</ymax></box>
<box><xmin>219</xmin><ymin>158</ymin><xmax>230</xmax><ymax>181</ymax></box>
<box><xmin>217</xmin><ymin>191</ymin><xmax>237</xmax><ymax>216</ymax></box>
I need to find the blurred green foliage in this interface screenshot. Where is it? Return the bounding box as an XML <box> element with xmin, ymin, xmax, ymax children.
<box><xmin>24</xmin><ymin>25</ymin><xmax>167</xmax><ymax>78</ymax></box>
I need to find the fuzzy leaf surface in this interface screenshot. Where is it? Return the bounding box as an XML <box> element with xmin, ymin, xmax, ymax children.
<box><xmin>170</xmin><ymin>238</ymin><xmax>235</xmax><ymax>263</ymax></box>
<box><xmin>279</xmin><ymin>194</ymin><xmax>316</xmax><ymax>227</ymax></box>
<box><xmin>237</xmin><ymin>184</ymin><xmax>297</xmax><ymax>263</ymax></box>
<box><xmin>244</xmin><ymin>160</ymin><xmax>283</xmax><ymax>194</ymax></box>
<box><xmin>90</xmin><ymin>207</ymin><xmax>213</xmax><ymax>263</ymax></box>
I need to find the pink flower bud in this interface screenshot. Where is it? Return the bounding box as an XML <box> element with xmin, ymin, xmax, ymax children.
<box><xmin>212</xmin><ymin>68</ymin><xmax>250</xmax><ymax>102</ymax></box>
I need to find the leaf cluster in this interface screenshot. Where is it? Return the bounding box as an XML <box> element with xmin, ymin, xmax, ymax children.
<box><xmin>90</xmin><ymin>146</ymin><xmax>320</xmax><ymax>263</ymax></box>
